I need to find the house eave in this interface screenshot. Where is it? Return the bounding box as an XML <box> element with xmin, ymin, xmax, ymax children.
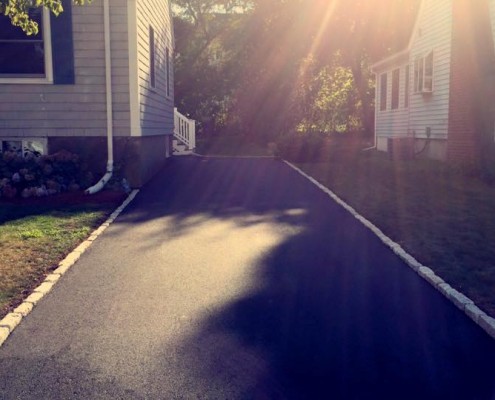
<box><xmin>371</xmin><ymin>49</ymin><xmax>410</xmax><ymax>73</ymax></box>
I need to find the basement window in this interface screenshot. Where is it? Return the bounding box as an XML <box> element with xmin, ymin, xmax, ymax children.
<box><xmin>0</xmin><ymin>139</ymin><xmax>47</xmax><ymax>157</ymax></box>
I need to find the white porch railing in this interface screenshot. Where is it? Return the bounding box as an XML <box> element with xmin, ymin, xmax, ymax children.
<box><xmin>174</xmin><ymin>108</ymin><xmax>196</xmax><ymax>152</ymax></box>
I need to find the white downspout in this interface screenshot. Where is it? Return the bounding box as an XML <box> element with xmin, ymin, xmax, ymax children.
<box><xmin>86</xmin><ymin>0</ymin><xmax>114</xmax><ymax>194</ymax></box>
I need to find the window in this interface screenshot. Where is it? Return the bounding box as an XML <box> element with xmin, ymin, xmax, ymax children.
<box><xmin>414</xmin><ymin>51</ymin><xmax>433</xmax><ymax>93</ymax></box>
<box><xmin>166</xmin><ymin>47</ymin><xmax>171</xmax><ymax>97</ymax></box>
<box><xmin>404</xmin><ymin>65</ymin><xmax>410</xmax><ymax>108</ymax></box>
<box><xmin>0</xmin><ymin>8</ymin><xmax>52</xmax><ymax>82</ymax></box>
<box><xmin>380</xmin><ymin>73</ymin><xmax>387</xmax><ymax>111</ymax></box>
<box><xmin>149</xmin><ymin>26</ymin><xmax>156</xmax><ymax>89</ymax></box>
<box><xmin>424</xmin><ymin>51</ymin><xmax>433</xmax><ymax>92</ymax></box>
<box><xmin>391</xmin><ymin>69</ymin><xmax>400</xmax><ymax>110</ymax></box>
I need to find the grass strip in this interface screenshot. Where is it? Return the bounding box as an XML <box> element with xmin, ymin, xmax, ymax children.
<box><xmin>296</xmin><ymin>151</ymin><xmax>495</xmax><ymax>317</ymax></box>
<box><xmin>0</xmin><ymin>193</ymin><xmax>124</xmax><ymax>318</ymax></box>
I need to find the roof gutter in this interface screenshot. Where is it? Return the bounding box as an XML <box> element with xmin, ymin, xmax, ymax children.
<box><xmin>86</xmin><ymin>0</ymin><xmax>113</xmax><ymax>194</ymax></box>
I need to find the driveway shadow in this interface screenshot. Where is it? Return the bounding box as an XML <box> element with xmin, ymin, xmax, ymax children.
<box><xmin>121</xmin><ymin>157</ymin><xmax>495</xmax><ymax>399</ymax></box>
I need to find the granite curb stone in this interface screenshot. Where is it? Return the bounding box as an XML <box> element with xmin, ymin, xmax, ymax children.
<box><xmin>0</xmin><ymin>313</ymin><xmax>22</xmax><ymax>332</ymax></box>
<box><xmin>0</xmin><ymin>327</ymin><xmax>9</xmax><ymax>346</ymax></box>
<box><xmin>0</xmin><ymin>189</ymin><xmax>140</xmax><ymax>349</ymax></box>
<box><xmin>284</xmin><ymin>160</ymin><xmax>495</xmax><ymax>341</ymax></box>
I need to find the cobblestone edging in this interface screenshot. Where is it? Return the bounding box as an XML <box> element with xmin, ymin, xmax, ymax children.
<box><xmin>0</xmin><ymin>189</ymin><xmax>140</xmax><ymax>348</ymax></box>
<box><xmin>284</xmin><ymin>161</ymin><xmax>495</xmax><ymax>340</ymax></box>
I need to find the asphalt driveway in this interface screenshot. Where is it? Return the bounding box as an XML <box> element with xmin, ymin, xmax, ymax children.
<box><xmin>0</xmin><ymin>156</ymin><xmax>494</xmax><ymax>399</ymax></box>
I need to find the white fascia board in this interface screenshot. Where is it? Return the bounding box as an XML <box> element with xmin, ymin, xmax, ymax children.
<box><xmin>128</xmin><ymin>0</ymin><xmax>141</xmax><ymax>136</ymax></box>
<box><xmin>371</xmin><ymin>49</ymin><xmax>410</xmax><ymax>73</ymax></box>
<box><xmin>168</xmin><ymin>0</ymin><xmax>176</xmax><ymax>50</ymax></box>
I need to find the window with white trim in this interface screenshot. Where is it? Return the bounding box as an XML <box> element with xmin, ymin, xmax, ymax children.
<box><xmin>0</xmin><ymin>8</ymin><xmax>52</xmax><ymax>81</ymax></box>
<box><xmin>414</xmin><ymin>51</ymin><xmax>433</xmax><ymax>93</ymax></box>
<box><xmin>149</xmin><ymin>26</ymin><xmax>156</xmax><ymax>89</ymax></box>
<box><xmin>404</xmin><ymin>65</ymin><xmax>410</xmax><ymax>108</ymax></box>
<box><xmin>379</xmin><ymin>73</ymin><xmax>387</xmax><ymax>111</ymax></box>
<box><xmin>391</xmin><ymin>69</ymin><xmax>400</xmax><ymax>110</ymax></box>
<box><xmin>166</xmin><ymin>47</ymin><xmax>171</xmax><ymax>97</ymax></box>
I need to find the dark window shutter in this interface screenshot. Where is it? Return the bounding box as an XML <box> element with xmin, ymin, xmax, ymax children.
<box><xmin>50</xmin><ymin>0</ymin><xmax>75</xmax><ymax>84</ymax></box>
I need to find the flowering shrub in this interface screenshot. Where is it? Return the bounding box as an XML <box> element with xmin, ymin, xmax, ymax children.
<box><xmin>0</xmin><ymin>150</ymin><xmax>96</xmax><ymax>199</ymax></box>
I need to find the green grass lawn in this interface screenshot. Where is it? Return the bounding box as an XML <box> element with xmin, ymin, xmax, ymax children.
<box><xmin>0</xmin><ymin>192</ymin><xmax>125</xmax><ymax>318</ymax></box>
<box><xmin>296</xmin><ymin>149</ymin><xmax>495</xmax><ymax>317</ymax></box>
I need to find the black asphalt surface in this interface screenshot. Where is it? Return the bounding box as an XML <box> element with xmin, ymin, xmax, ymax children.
<box><xmin>1</xmin><ymin>156</ymin><xmax>494</xmax><ymax>399</ymax></box>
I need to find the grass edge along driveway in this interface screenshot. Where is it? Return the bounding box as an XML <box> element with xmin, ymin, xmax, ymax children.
<box><xmin>296</xmin><ymin>151</ymin><xmax>495</xmax><ymax>318</ymax></box>
<box><xmin>0</xmin><ymin>192</ymin><xmax>125</xmax><ymax>319</ymax></box>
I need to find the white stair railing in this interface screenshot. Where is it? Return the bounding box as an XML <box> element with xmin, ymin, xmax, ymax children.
<box><xmin>174</xmin><ymin>108</ymin><xmax>196</xmax><ymax>151</ymax></box>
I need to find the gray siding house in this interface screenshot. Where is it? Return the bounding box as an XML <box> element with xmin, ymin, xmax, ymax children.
<box><xmin>0</xmin><ymin>0</ymin><xmax>175</xmax><ymax>187</ymax></box>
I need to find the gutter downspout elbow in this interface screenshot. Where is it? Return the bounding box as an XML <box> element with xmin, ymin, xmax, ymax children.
<box><xmin>86</xmin><ymin>0</ymin><xmax>114</xmax><ymax>195</ymax></box>
<box><xmin>85</xmin><ymin>162</ymin><xmax>113</xmax><ymax>195</ymax></box>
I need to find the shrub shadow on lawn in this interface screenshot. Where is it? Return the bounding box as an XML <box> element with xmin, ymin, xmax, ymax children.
<box><xmin>0</xmin><ymin>190</ymin><xmax>126</xmax><ymax>225</ymax></box>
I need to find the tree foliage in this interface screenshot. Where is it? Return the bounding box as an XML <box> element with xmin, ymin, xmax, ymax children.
<box><xmin>173</xmin><ymin>0</ymin><xmax>421</xmax><ymax>139</ymax></box>
<box><xmin>0</xmin><ymin>0</ymin><xmax>91</xmax><ymax>35</ymax></box>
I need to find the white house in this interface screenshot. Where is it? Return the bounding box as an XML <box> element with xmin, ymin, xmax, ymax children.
<box><xmin>0</xmin><ymin>0</ymin><xmax>175</xmax><ymax>187</ymax></box>
<box><xmin>371</xmin><ymin>0</ymin><xmax>495</xmax><ymax>165</ymax></box>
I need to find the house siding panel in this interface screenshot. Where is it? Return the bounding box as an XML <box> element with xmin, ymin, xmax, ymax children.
<box><xmin>409</xmin><ymin>0</ymin><xmax>452</xmax><ymax>141</ymax></box>
<box><xmin>373</xmin><ymin>0</ymin><xmax>452</xmax><ymax>159</ymax></box>
<box><xmin>135</xmin><ymin>0</ymin><xmax>174</xmax><ymax>136</ymax></box>
<box><xmin>0</xmin><ymin>0</ymin><xmax>131</xmax><ymax>139</ymax></box>
<box><xmin>375</xmin><ymin>66</ymin><xmax>410</xmax><ymax>144</ymax></box>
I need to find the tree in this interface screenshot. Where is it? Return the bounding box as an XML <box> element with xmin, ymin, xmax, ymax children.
<box><xmin>173</xmin><ymin>0</ymin><xmax>253</xmax><ymax>133</ymax></box>
<box><xmin>241</xmin><ymin>0</ymin><xmax>420</xmax><ymax>137</ymax></box>
<box><xmin>173</xmin><ymin>0</ymin><xmax>421</xmax><ymax>140</ymax></box>
<box><xmin>0</xmin><ymin>0</ymin><xmax>91</xmax><ymax>35</ymax></box>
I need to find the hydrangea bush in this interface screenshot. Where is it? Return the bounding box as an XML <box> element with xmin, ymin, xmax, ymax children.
<box><xmin>0</xmin><ymin>150</ymin><xmax>95</xmax><ymax>199</ymax></box>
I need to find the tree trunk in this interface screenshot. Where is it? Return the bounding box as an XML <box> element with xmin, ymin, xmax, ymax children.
<box><xmin>350</xmin><ymin>61</ymin><xmax>374</xmax><ymax>139</ymax></box>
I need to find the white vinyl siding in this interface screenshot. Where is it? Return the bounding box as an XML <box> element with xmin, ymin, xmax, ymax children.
<box><xmin>374</xmin><ymin>0</ymin><xmax>452</xmax><ymax>142</ymax></box>
<box><xmin>375</xmin><ymin>64</ymin><xmax>410</xmax><ymax>139</ymax></box>
<box><xmin>0</xmin><ymin>1</ymin><xmax>131</xmax><ymax>138</ymax></box>
<box><xmin>409</xmin><ymin>0</ymin><xmax>452</xmax><ymax>140</ymax></box>
<box><xmin>135</xmin><ymin>0</ymin><xmax>174</xmax><ymax>136</ymax></box>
